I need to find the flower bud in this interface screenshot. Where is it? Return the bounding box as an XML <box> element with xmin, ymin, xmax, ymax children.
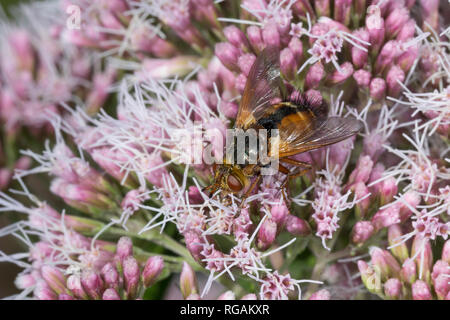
<box><xmin>365</xmin><ymin>6</ymin><xmax>385</xmax><ymax>52</ymax></box>
<box><xmin>412</xmin><ymin>237</ymin><xmax>433</xmax><ymax>282</ymax></box>
<box><xmin>412</xmin><ymin>280</ymin><xmax>432</xmax><ymax>300</ymax></box>
<box><xmin>384</xmin><ymin>278</ymin><xmax>402</xmax><ymax>299</ymax></box>
<box><xmin>351</xmin><ymin>29</ymin><xmax>369</xmax><ymax>68</ymax></box>
<box><xmin>370</xmin><ymin>78</ymin><xmax>386</xmax><ymax>100</ymax></box>
<box><xmin>380</xmin><ymin>177</ymin><xmax>398</xmax><ymax>205</ymax></box>
<box><xmin>240</xmin><ymin>294</ymin><xmax>257</xmax><ymax>300</ymax></box>
<box><xmin>401</xmin><ymin>259</ymin><xmax>417</xmax><ymax>285</ymax></box>
<box><xmin>143</xmin><ymin>256</ymin><xmax>164</xmax><ymax>287</ymax></box>
<box><xmin>349</xmin><ymin>155</ymin><xmax>373</xmax><ymax>185</ymax></box>
<box><xmin>396</xmin><ymin>19</ymin><xmax>416</xmax><ymax>41</ymax></box>
<box><xmin>215</xmin><ymin>42</ymin><xmax>240</xmax><ymax>72</ymax></box>
<box><xmin>34</xmin><ymin>281</ymin><xmax>57</xmax><ymax>300</ymax></box>
<box><xmin>247</xmin><ymin>26</ymin><xmax>264</xmax><ymax>53</ymax></box>
<box><xmin>420</xmin><ymin>0</ymin><xmax>439</xmax><ymax>32</ymax></box>
<box><xmin>262</xmin><ymin>22</ymin><xmax>280</xmax><ymax>49</ymax></box>
<box><xmin>280</xmin><ymin>48</ymin><xmax>297</xmax><ymax>81</ymax></box>
<box><xmin>224</xmin><ymin>26</ymin><xmax>249</xmax><ymax>51</ymax></box>
<box><xmin>41</xmin><ymin>265</ymin><xmax>67</xmax><ymax>295</ymax></box>
<box><xmin>123</xmin><ymin>256</ymin><xmax>140</xmax><ymax>299</ymax></box>
<box><xmin>286</xmin><ymin>215</ymin><xmax>311</xmax><ymax>236</ymax></box>
<box><xmin>271</xmin><ymin>204</ymin><xmax>289</xmax><ymax>226</ymax></box>
<box><xmin>314</xmin><ymin>0</ymin><xmax>330</xmax><ymax>17</ymax></box>
<box><xmin>103</xmin><ymin>288</ymin><xmax>121</xmax><ymax>300</ymax></box>
<box><xmin>237</xmin><ymin>53</ymin><xmax>256</xmax><ymax>77</ymax></box>
<box><xmin>305</xmin><ymin>62</ymin><xmax>324</xmax><ymax>89</ymax></box>
<box><xmin>67</xmin><ymin>274</ymin><xmax>88</xmax><ymax>300</ymax></box>
<box><xmin>81</xmin><ymin>270</ymin><xmax>104</xmax><ymax>300</ymax></box>
<box><xmin>385</xmin><ymin>7</ymin><xmax>410</xmax><ymax>38</ymax></box>
<box><xmin>386</xmin><ymin>65</ymin><xmax>405</xmax><ymax>98</ymax></box>
<box><xmin>288</xmin><ymin>37</ymin><xmax>303</xmax><ymax>65</ymax></box>
<box><xmin>352</xmin><ymin>221</ymin><xmax>374</xmax><ymax>244</ymax></box>
<box><xmin>217</xmin><ymin>291</ymin><xmax>235</xmax><ymax>300</ymax></box>
<box><xmin>58</xmin><ymin>293</ymin><xmax>74</xmax><ymax>300</ymax></box>
<box><xmin>442</xmin><ymin>240</ymin><xmax>450</xmax><ymax>263</ymax></box>
<box><xmin>180</xmin><ymin>262</ymin><xmax>198</xmax><ymax>299</ymax></box>
<box><xmin>353</xmin><ymin>69</ymin><xmax>371</xmax><ymax>89</ymax></box>
<box><xmin>358</xmin><ymin>260</ymin><xmax>382</xmax><ymax>294</ymax></box>
<box><xmin>327</xmin><ymin>62</ymin><xmax>354</xmax><ymax>84</ymax></box>
<box><xmin>334</xmin><ymin>0</ymin><xmax>352</xmax><ymax>26</ymax></box>
<box><xmin>309</xmin><ymin>289</ymin><xmax>331</xmax><ymax>300</ymax></box>
<box><xmin>257</xmin><ymin>218</ymin><xmax>277</xmax><ymax>250</ymax></box>
<box><xmin>370</xmin><ymin>247</ymin><xmax>401</xmax><ymax>281</ymax></box>
<box><xmin>388</xmin><ymin>225</ymin><xmax>409</xmax><ymax>263</ymax></box>
<box><xmin>101</xmin><ymin>263</ymin><xmax>120</xmax><ymax>289</ymax></box>
<box><xmin>116</xmin><ymin>236</ymin><xmax>133</xmax><ymax>262</ymax></box>
<box><xmin>235</xmin><ymin>73</ymin><xmax>247</xmax><ymax>93</ymax></box>
<box><xmin>434</xmin><ymin>274</ymin><xmax>449</xmax><ymax>300</ymax></box>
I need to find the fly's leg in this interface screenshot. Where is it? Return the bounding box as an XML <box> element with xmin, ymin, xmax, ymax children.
<box><xmin>279</xmin><ymin>158</ymin><xmax>312</xmax><ymax>200</ymax></box>
<box><xmin>239</xmin><ymin>175</ymin><xmax>262</xmax><ymax>209</ymax></box>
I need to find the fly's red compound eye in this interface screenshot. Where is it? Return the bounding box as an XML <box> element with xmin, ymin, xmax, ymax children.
<box><xmin>227</xmin><ymin>174</ymin><xmax>243</xmax><ymax>192</ymax></box>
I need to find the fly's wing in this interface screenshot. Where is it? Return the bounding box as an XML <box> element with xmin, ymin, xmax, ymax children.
<box><xmin>269</xmin><ymin>116</ymin><xmax>363</xmax><ymax>158</ymax></box>
<box><xmin>235</xmin><ymin>46</ymin><xmax>282</xmax><ymax>129</ymax></box>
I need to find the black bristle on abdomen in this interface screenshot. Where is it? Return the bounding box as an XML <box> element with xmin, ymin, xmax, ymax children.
<box><xmin>284</xmin><ymin>92</ymin><xmax>328</xmax><ymax>119</ymax></box>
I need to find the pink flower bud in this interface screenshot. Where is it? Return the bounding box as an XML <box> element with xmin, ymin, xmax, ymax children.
<box><xmin>286</xmin><ymin>215</ymin><xmax>311</xmax><ymax>236</ymax></box>
<box><xmin>215</xmin><ymin>42</ymin><xmax>240</xmax><ymax>72</ymax></box>
<box><xmin>224</xmin><ymin>26</ymin><xmax>249</xmax><ymax>51</ymax></box>
<box><xmin>442</xmin><ymin>240</ymin><xmax>450</xmax><ymax>263</ymax></box>
<box><xmin>420</xmin><ymin>0</ymin><xmax>439</xmax><ymax>32</ymax></box>
<box><xmin>371</xmin><ymin>205</ymin><xmax>401</xmax><ymax>231</ymax></box>
<box><xmin>397</xmin><ymin>46</ymin><xmax>419</xmax><ymax>72</ymax></box>
<box><xmin>257</xmin><ymin>218</ymin><xmax>277</xmax><ymax>250</ymax></box>
<box><xmin>365</xmin><ymin>6</ymin><xmax>385</xmax><ymax>52</ymax></box>
<box><xmin>369</xmin><ymin>78</ymin><xmax>386</xmax><ymax>100</ymax></box>
<box><xmin>101</xmin><ymin>263</ymin><xmax>120</xmax><ymax>289</ymax></box>
<box><xmin>352</xmin><ymin>221</ymin><xmax>374</xmax><ymax>244</ymax></box>
<box><xmin>123</xmin><ymin>256</ymin><xmax>140</xmax><ymax>299</ymax></box>
<box><xmin>41</xmin><ymin>266</ymin><xmax>67</xmax><ymax>295</ymax></box>
<box><xmin>412</xmin><ymin>237</ymin><xmax>433</xmax><ymax>281</ymax></box>
<box><xmin>334</xmin><ymin>0</ymin><xmax>352</xmax><ymax>25</ymax></box>
<box><xmin>349</xmin><ymin>155</ymin><xmax>374</xmax><ymax>185</ymax></box>
<box><xmin>85</xmin><ymin>70</ymin><xmax>115</xmax><ymax>114</ymax></box>
<box><xmin>34</xmin><ymin>281</ymin><xmax>57</xmax><ymax>300</ymax></box>
<box><xmin>288</xmin><ymin>37</ymin><xmax>303</xmax><ymax>65</ymax></box>
<box><xmin>180</xmin><ymin>262</ymin><xmax>198</xmax><ymax>299</ymax></box>
<box><xmin>240</xmin><ymin>294</ymin><xmax>258</xmax><ymax>300</ymax></box>
<box><xmin>398</xmin><ymin>191</ymin><xmax>421</xmax><ymax>221</ymax></box>
<box><xmin>432</xmin><ymin>260</ymin><xmax>449</xmax><ymax>280</ymax></box>
<box><xmin>235</xmin><ymin>73</ymin><xmax>247</xmax><ymax>93</ymax></box>
<box><xmin>81</xmin><ymin>270</ymin><xmax>104</xmax><ymax>300</ymax></box>
<box><xmin>280</xmin><ymin>48</ymin><xmax>297</xmax><ymax>81</ymax></box>
<box><xmin>262</xmin><ymin>23</ymin><xmax>280</xmax><ymax>49</ymax></box>
<box><xmin>380</xmin><ymin>177</ymin><xmax>398</xmax><ymax>205</ymax></box>
<box><xmin>351</xmin><ymin>29</ymin><xmax>370</xmax><ymax>68</ymax></box>
<box><xmin>370</xmin><ymin>247</ymin><xmax>401</xmax><ymax>281</ymax></box>
<box><xmin>184</xmin><ymin>231</ymin><xmax>205</xmax><ymax>263</ymax></box>
<box><xmin>143</xmin><ymin>256</ymin><xmax>164</xmax><ymax>287</ymax></box>
<box><xmin>353</xmin><ymin>69</ymin><xmax>371</xmax><ymax>89</ymax></box>
<box><xmin>217</xmin><ymin>291</ymin><xmax>236</xmax><ymax>300</ymax></box>
<box><xmin>396</xmin><ymin>19</ymin><xmax>416</xmax><ymax>41</ymax></box>
<box><xmin>386</xmin><ymin>65</ymin><xmax>405</xmax><ymax>97</ymax></box>
<box><xmin>412</xmin><ymin>280</ymin><xmax>432</xmax><ymax>300</ymax></box>
<box><xmin>271</xmin><ymin>204</ymin><xmax>288</xmax><ymax>226</ymax></box>
<box><xmin>327</xmin><ymin>62</ymin><xmax>354</xmax><ymax>84</ymax></box>
<box><xmin>384</xmin><ymin>278</ymin><xmax>402</xmax><ymax>299</ymax></box>
<box><xmin>116</xmin><ymin>236</ymin><xmax>133</xmax><ymax>262</ymax></box>
<box><xmin>401</xmin><ymin>259</ymin><xmax>417</xmax><ymax>284</ymax></box>
<box><xmin>309</xmin><ymin>289</ymin><xmax>331</xmax><ymax>300</ymax></box>
<box><xmin>103</xmin><ymin>288</ymin><xmax>121</xmax><ymax>300</ymax></box>
<box><xmin>237</xmin><ymin>53</ymin><xmax>256</xmax><ymax>77</ymax></box>
<box><xmin>314</xmin><ymin>0</ymin><xmax>330</xmax><ymax>17</ymax></box>
<box><xmin>305</xmin><ymin>62</ymin><xmax>324</xmax><ymax>89</ymax></box>
<box><xmin>247</xmin><ymin>26</ymin><xmax>264</xmax><ymax>53</ymax></box>
<box><xmin>67</xmin><ymin>274</ymin><xmax>88</xmax><ymax>300</ymax></box>
<box><xmin>58</xmin><ymin>293</ymin><xmax>74</xmax><ymax>300</ymax></box>
<box><xmin>354</xmin><ymin>182</ymin><xmax>371</xmax><ymax>218</ymax></box>
<box><xmin>385</xmin><ymin>7</ymin><xmax>410</xmax><ymax>38</ymax></box>
<box><xmin>375</xmin><ymin>40</ymin><xmax>399</xmax><ymax>74</ymax></box>
<box><xmin>358</xmin><ymin>260</ymin><xmax>382</xmax><ymax>294</ymax></box>
<box><xmin>15</xmin><ymin>273</ymin><xmax>36</xmax><ymax>289</ymax></box>
<box><xmin>434</xmin><ymin>274</ymin><xmax>449</xmax><ymax>300</ymax></box>
<box><xmin>388</xmin><ymin>225</ymin><xmax>409</xmax><ymax>263</ymax></box>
